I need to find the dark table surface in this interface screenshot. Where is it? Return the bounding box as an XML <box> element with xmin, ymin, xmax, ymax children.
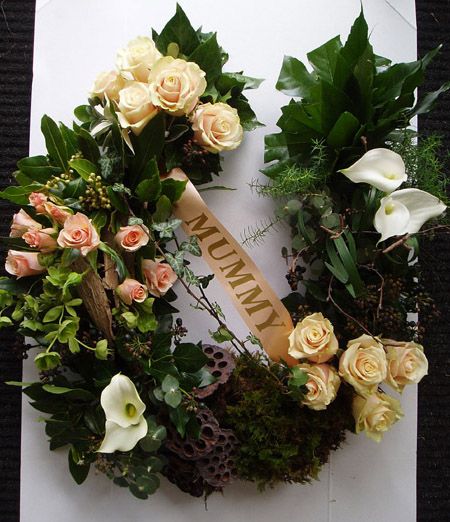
<box><xmin>0</xmin><ymin>1</ymin><xmax>449</xmax><ymax>520</ymax></box>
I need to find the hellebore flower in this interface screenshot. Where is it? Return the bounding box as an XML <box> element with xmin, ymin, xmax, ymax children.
<box><xmin>374</xmin><ymin>188</ymin><xmax>446</xmax><ymax>242</ymax></box>
<box><xmin>98</xmin><ymin>374</ymin><xmax>148</xmax><ymax>453</ymax></box>
<box><xmin>339</xmin><ymin>148</ymin><xmax>407</xmax><ymax>193</ymax></box>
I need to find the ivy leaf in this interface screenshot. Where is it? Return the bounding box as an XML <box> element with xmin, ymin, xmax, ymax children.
<box><xmin>155</xmin><ymin>4</ymin><xmax>200</xmax><ymax>55</ymax></box>
<box><xmin>188</xmin><ymin>32</ymin><xmax>222</xmax><ymax>82</ymax></box>
<box><xmin>173</xmin><ymin>343</ymin><xmax>208</xmax><ymax>373</ymax></box>
<box><xmin>151</xmin><ymin>218</ymin><xmax>182</xmax><ymax>239</ymax></box>
<box><xmin>130</xmin><ymin>112</ymin><xmax>165</xmax><ymax>180</ymax></box>
<box><xmin>289</xmin><ymin>366</ymin><xmax>308</xmax><ymax>388</ymax></box>
<box><xmin>276</xmin><ymin>55</ymin><xmax>316</xmax><ymax>98</ymax></box>
<box><xmin>160</xmin><ymin>178</ymin><xmax>187</xmax><ymax>203</ymax></box>
<box><xmin>152</xmin><ymin>195</ymin><xmax>172</xmax><ymax>223</ymax></box>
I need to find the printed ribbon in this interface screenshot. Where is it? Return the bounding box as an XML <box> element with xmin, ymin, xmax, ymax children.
<box><xmin>169</xmin><ymin>169</ymin><xmax>297</xmax><ymax>366</ymax></box>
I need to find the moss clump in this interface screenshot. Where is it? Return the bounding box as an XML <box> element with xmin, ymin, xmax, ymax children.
<box><xmin>215</xmin><ymin>354</ymin><xmax>354</xmax><ymax>490</ymax></box>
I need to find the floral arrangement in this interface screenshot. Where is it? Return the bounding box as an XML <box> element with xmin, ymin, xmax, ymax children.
<box><xmin>1</xmin><ymin>7</ymin><xmax>448</xmax><ymax>501</ymax></box>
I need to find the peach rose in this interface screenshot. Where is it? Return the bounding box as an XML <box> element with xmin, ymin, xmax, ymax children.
<box><xmin>10</xmin><ymin>209</ymin><xmax>42</xmax><ymax>238</ymax></box>
<box><xmin>116</xmin><ymin>36</ymin><xmax>162</xmax><ymax>82</ymax></box>
<box><xmin>339</xmin><ymin>334</ymin><xmax>387</xmax><ymax>396</ymax></box>
<box><xmin>115</xmin><ymin>225</ymin><xmax>149</xmax><ymax>252</ymax></box>
<box><xmin>116</xmin><ymin>278</ymin><xmax>148</xmax><ymax>306</ymax></box>
<box><xmin>29</xmin><ymin>192</ymin><xmax>48</xmax><ymax>213</ymax></box>
<box><xmin>353</xmin><ymin>392</ymin><xmax>403</xmax><ymax>442</ymax></box>
<box><xmin>42</xmin><ymin>202</ymin><xmax>72</xmax><ymax>225</ymax></box>
<box><xmin>191</xmin><ymin>102</ymin><xmax>243</xmax><ymax>153</ymax></box>
<box><xmin>117</xmin><ymin>82</ymin><xmax>158</xmax><ymax>136</ymax></box>
<box><xmin>57</xmin><ymin>212</ymin><xmax>100</xmax><ymax>256</ymax></box>
<box><xmin>148</xmin><ymin>56</ymin><xmax>206</xmax><ymax>116</ymax></box>
<box><xmin>23</xmin><ymin>228</ymin><xmax>58</xmax><ymax>253</ymax></box>
<box><xmin>383</xmin><ymin>339</ymin><xmax>428</xmax><ymax>393</ymax></box>
<box><xmin>297</xmin><ymin>363</ymin><xmax>341</xmax><ymax>411</ymax></box>
<box><xmin>288</xmin><ymin>312</ymin><xmax>339</xmax><ymax>363</ymax></box>
<box><xmin>5</xmin><ymin>250</ymin><xmax>46</xmax><ymax>278</ymax></box>
<box><xmin>90</xmin><ymin>70</ymin><xmax>126</xmax><ymax>101</ymax></box>
<box><xmin>142</xmin><ymin>258</ymin><xmax>177</xmax><ymax>297</ymax></box>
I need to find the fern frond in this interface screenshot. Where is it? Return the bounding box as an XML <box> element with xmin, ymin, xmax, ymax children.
<box><xmin>241</xmin><ymin>216</ymin><xmax>281</xmax><ymax>248</ymax></box>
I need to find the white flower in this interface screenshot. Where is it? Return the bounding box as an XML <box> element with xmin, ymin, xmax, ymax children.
<box><xmin>116</xmin><ymin>36</ymin><xmax>162</xmax><ymax>82</ymax></box>
<box><xmin>374</xmin><ymin>188</ymin><xmax>446</xmax><ymax>242</ymax></box>
<box><xmin>98</xmin><ymin>374</ymin><xmax>147</xmax><ymax>453</ymax></box>
<box><xmin>339</xmin><ymin>148</ymin><xmax>407</xmax><ymax>193</ymax></box>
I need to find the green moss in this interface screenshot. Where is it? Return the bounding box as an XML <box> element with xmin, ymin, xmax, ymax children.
<box><xmin>214</xmin><ymin>355</ymin><xmax>354</xmax><ymax>490</ymax></box>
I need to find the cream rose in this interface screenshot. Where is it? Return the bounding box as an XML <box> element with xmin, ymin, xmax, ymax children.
<box><xmin>29</xmin><ymin>192</ymin><xmax>48</xmax><ymax>213</ymax></box>
<box><xmin>339</xmin><ymin>334</ymin><xmax>387</xmax><ymax>396</ymax></box>
<box><xmin>116</xmin><ymin>278</ymin><xmax>148</xmax><ymax>306</ymax></box>
<box><xmin>297</xmin><ymin>363</ymin><xmax>341</xmax><ymax>411</ymax></box>
<box><xmin>142</xmin><ymin>258</ymin><xmax>177</xmax><ymax>297</ymax></box>
<box><xmin>57</xmin><ymin>212</ymin><xmax>100</xmax><ymax>256</ymax></box>
<box><xmin>117</xmin><ymin>82</ymin><xmax>158</xmax><ymax>136</ymax></box>
<box><xmin>42</xmin><ymin>202</ymin><xmax>72</xmax><ymax>225</ymax></box>
<box><xmin>90</xmin><ymin>70</ymin><xmax>126</xmax><ymax>101</ymax></box>
<box><xmin>191</xmin><ymin>102</ymin><xmax>243</xmax><ymax>153</ymax></box>
<box><xmin>115</xmin><ymin>225</ymin><xmax>149</xmax><ymax>252</ymax></box>
<box><xmin>5</xmin><ymin>250</ymin><xmax>46</xmax><ymax>278</ymax></box>
<box><xmin>23</xmin><ymin>228</ymin><xmax>58</xmax><ymax>253</ymax></box>
<box><xmin>353</xmin><ymin>392</ymin><xmax>403</xmax><ymax>442</ymax></box>
<box><xmin>10</xmin><ymin>209</ymin><xmax>42</xmax><ymax>237</ymax></box>
<box><xmin>116</xmin><ymin>36</ymin><xmax>162</xmax><ymax>82</ymax></box>
<box><xmin>148</xmin><ymin>56</ymin><xmax>206</xmax><ymax>116</ymax></box>
<box><xmin>288</xmin><ymin>312</ymin><xmax>339</xmax><ymax>363</ymax></box>
<box><xmin>383</xmin><ymin>339</ymin><xmax>428</xmax><ymax>392</ymax></box>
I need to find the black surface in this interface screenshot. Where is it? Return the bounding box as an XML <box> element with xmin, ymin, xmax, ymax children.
<box><xmin>0</xmin><ymin>1</ymin><xmax>448</xmax><ymax>521</ymax></box>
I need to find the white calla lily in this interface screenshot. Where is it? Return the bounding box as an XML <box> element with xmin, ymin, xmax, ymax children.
<box><xmin>339</xmin><ymin>148</ymin><xmax>407</xmax><ymax>193</ymax></box>
<box><xmin>374</xmin><ymin>188</ymin><xmax>447</xmax><ymax>242</ymax></box>
<box><xmin>98</xmin><ymin>374</ymin><xmax>148</xmax><ymax>453</ymax></box>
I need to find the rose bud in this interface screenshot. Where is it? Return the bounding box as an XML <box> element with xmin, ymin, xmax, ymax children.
<box><xmin>142</xmin><ymin>258</ymin><xmax>177</xmax><ymax>297</ymax></box>
<box><xmin>23</xmin><ymin>227</ymin><xmax>58</xmax><ymax>253</ymax></box>
<box><xmin>10</xmin><ymin>209</ymin><xmax>42</xmax><ymax>238</ymax></box>
<box><xmin>57</xmin><ymin>212</ymin><xmax>100</xmax><ymax>256</ymax></box>
<box><xmin>42</xmin><ymin>201</ymin><xmax>72</xmax><ymax>225</ymax></box>
<box><xmin>116</xmin><ymin>278</ymin><xmax>148</xmax><ymax>306</ymax></box>
<box><xmin>115</xmin><ymin>225</ymin><xmax>149</xmax><ymax>252</ymax></box>
<box><xmin>28</xmin><ymin>192</ymin><xmax>48</xmax><ymax>214</ymax></box>
<box><xmin>5</xmin><ymin>250</ymin><xmax>46</xmax><ymax>278</ymax></box>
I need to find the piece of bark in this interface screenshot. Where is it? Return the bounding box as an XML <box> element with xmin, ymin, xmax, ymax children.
<box><xmin>72</xmin><ymin>257</ymin><xmax>115</xmax><ymax>341</ymax></box>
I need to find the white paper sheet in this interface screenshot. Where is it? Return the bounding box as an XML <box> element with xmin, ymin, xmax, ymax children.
<box><xmin>22</xmin><ymin>1</ymin><xmax>417</xmax><ymax>521</ymax></box>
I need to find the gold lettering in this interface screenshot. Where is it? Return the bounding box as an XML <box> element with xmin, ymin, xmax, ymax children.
<box><xmin>220</xmin><ymin>258</ymin><xmax>254</xmax><ymax>289</ymax></box>
<box><xmin>207</xmin><ymin>237</ymin><xmax>237</xmax><ymax>261</ymax></box>
<box><xmin>185</xmin><ymin>212</ymin><xmax>220</xmax><ymax>241</ymax></box>
<box><xmin>236</xmin><ymin>284</ymin><xmax>272</xmax><ymax>315</ymax></box>
<box><xmin>255</xmin><ymin>309</ymin><xmax>286</xmax><ymax>332</ymax></box>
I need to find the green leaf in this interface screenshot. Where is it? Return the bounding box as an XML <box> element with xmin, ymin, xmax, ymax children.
<box><xmin>155</xmin><ymin>4</ymin><xmax>200</xmax><ymax>55</ymax></box>
<box><xmin>289</xmin><ymin>366</ymin><xmax>308</xmax><ymax>387</ymax></box>
<box><xmin>42</xmin><ymin>384</ymin><xmax>94</xmax><ymax>401</ymax></box>
<box><xmin>164</xmin><ymin>389</ymin><xmax>182</xmax><ymax>408</ymax></box>
<box><xmin>409</xmin><ymin>81</ymin><xmax>450</xmax><ymax>118</ymax></box>
<box><xmin>68</xmin><ymin>449</ymin><xmax>90</xmax><ymax>485</ymax></box>
<box><xmin>95</xmin><ymin>339</ymin><xmax>109</xmax><ymax>360</ymax></box>
<box><xmin>307</xmin><ymin>35</ymin><xmax>342</xmax><ymax>84</ymax></box>
<box><xmin>173</xmin><ymin>343</ymin><xmax>208</xmax><ymax>373</ymax></box>
<box><xmin>341</xmin><ymin>10</ymin><xmax>369</xmax><ymax>69</ymax></box>
<box><xmin>189</xmin><ymin>33</ymin><xmax>222</xmax><ymax>82</ymax></box>
<box><xmin>0</xmin><ymin>184</ymin><xmax>44</xmax><ymax>204</ymax></box>
<box><xmin>43</xmin><ymin>306</ymin><xmax>63</xmax><ymax>323</ymax></box>
<box><xmin>98</xmin><ymin>242</ymin><xmax>127</xmax><ymax>282</ymax></box>
<box><xmin>210</xmin><ymin>327</ymin><xmax>234</xmax><ymax>344</ymax></box>
<box><xmin>169</xmin><ymin>406</ymin><xmax>190</xmax><ymax>438</ymax></box>
<box><xmin>63</xmin><ymin>177</ymin><xmax>86</xmax><ymax>198</ymax></box>
<box><xmin>151</xmin><ymin>218</ymin><xmax>182</xmax><ymax>239</ymax></box>
<box><xmin>17</xmin><ymin>155</ymin><xmax>62</xmax><ymax>183</ymax></box>
<box><xmin>161</xmin><ymin>374</ymin><xmax>179</xmax><ymax>393</ymax></box>
<box><xmin>231</xmin><ymin>97</ymin><xmax>264</xmax><ymax>131</ymax></box>
<box><xmin>69</xmin><ymin>159</ymin><xmax>97</xmax><ymax>180</ymax></box>
<box><xmin>0</xmin><ymin>317</ymin><xmax>13</xmax><ymax>328</ymax></box>
<box><xmin>152</xmin><ymin>195</ymin><xmax>172</xmax><ymax>223</ymax></box>
<box><xmin>77</xmin><ymin>128</ymin><xmax>100</xmax><ymax>163</ymax></box>
<box><xmin>277</xmin><ymin>55</ymin><xmax>316</xmax><ymax>97</ymax></box>
<box><xmin>107</xmin><ymin>186</ymin><xmax>128</xmax><ymax>214</ymax></box>
<box><xmin>160</xmin><ymin>178</ymin><xmax>187</xmax><ymax>203</ymax></box>
<box><xmin>34</xmin><ymin>352</ymin><xmax>61</xmax><ymax>371</ymax></box>
<box><xmin>59</xmin><ymin>123</ymin><xmax>79</xmax><ymax>158</ymax></box>
<box><xmin>58</xmin><ymin>318</ymin><xmax>79</xmax><ymax>343</ymax></box>
<box><xmin>135</xmin><ymin>160</ymin><xmax>161</xmax><ymax>203</ymax></box>
<box><xmin>130</xmin><ymin>113</ymin><xmax>165</xmax><ymax>180</ymax></box>
<box><xmin>326</xmin><ymin>111</ymin><xmax>360</xmax><ymax>149</ymax></box>
<box><xmin>41</xmin><ymin>115</ymin><xmax>68</xmax><ymax>170</ymax></box>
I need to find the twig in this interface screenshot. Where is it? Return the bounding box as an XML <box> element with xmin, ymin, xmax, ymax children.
<box><xmin>382</xmin><ymin>234</ymin><xmax>411</xmax><ymax>254</ymax></box>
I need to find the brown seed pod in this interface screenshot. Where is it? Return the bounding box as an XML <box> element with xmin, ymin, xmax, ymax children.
<box><xmin>194</xmin><ymin>344</ymin><xmax>236</xmax><ymax>399</ymax></box>
<box><xmin>165</xmin><ymin>407</ymin><xmax>221</xmax><ymax>460</ymax></box>
<box><xmin>164</xmin><ymin>454</ymin><xmax>205</xmax><ymax>498</ymax></box>
<box><xmin>196</xmin><ymin>429</ymin><xmax>239</xmax><ymax>488</ymax></box>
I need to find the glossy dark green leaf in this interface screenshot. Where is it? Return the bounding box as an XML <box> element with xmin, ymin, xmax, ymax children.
<box><xmin>277</xmin><ymin>55</ymin><xmax>316</xmax><ymax>97</ymax></box>
<box><xmin>189</xmin><ymin>32</ymin><xmax>222</xmax><ymax>82</ymax></box>
<box><xmin>326</xmin><ymin>111</ymin><xmax>360</xmax><ymax>149</ymax></box>
<box><xmin>155</xmin><ymin>4</ymin><xmax>200</xmax><ymax>55</ymax></box>
<box><xmin>173</xmin><ymin>343</ymin><xmax>208</xmax><ymax>373</ymax></box>
<box><xmin>41</xmin><ymin>115</ymin><xmax>68</xmax><ymax>170</ymax></box>
<box><xmin>130</xmin><ymin>113</ymin><xmax>165</xmax><ymax>179</ymax></box>
<box><xmin>68</xmin><ymin>449</ymin><xmax>90</xmax><ymax>485</ymax></box>
<box><xmin>17</xmin><ymin>155</ymin><xmax>62</xmax><ymax>183</ymax></box>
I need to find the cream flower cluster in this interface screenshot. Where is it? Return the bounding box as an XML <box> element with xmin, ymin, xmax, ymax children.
<box><xmin>90</xmin><ymin>37</ymin><xmax>243</xmax><ymax>152</ymax></box>
<box><xmin>339</xmin><ymin>148</ymin><xmax>447</xmax><ymax>241</ymax></box>
<box><xmin>288</xmin><ymin>313</ymin><xmax>428</xmax><ymax>440</ymax></box>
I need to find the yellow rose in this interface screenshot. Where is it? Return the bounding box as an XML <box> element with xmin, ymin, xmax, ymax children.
<box><xmin>191</xmin><ymin>102</ymin><xmax>243</xmax><ymax>153</ymax></box>
<box><xmin>148</xmin><ymin>56</ymin><xmax>206</xmax><ymax>116</ymax></box>
<box><xmin>339</xmin><ymin>334</ymin><xmax>387</xmax><ymax>396</ymax></box>
<box><xmin>116</xmin><ymin>36</ymin><xmax>162</xmax><ymax>82</ymax></box>
<box><xmin>353</xmin><ymin>392</ymin><xmax>403</xmax><ymax>442</ymax></box>
<box><xmin>297</xmin><ymin>363</ymin><xmax>341</xmax><ymax>411</ymax></box>
<box><xmin>382</xmin><ymin>339</ymin><xmax>428</xmax><ymax>392</ymax></box>
<box><xmin>90</xmin><ymin>70</ymin><xmax>125</xmax><ymax>102</ymax></box>
<box><xmin>117</xmin><ymin>82</ymin><xmax>158</xmax><ymax>136</ymax></box>
<box><xmin>288</xmin><ymin>312</ymin><xmax>339</xmax><ymax>363</ymax></box>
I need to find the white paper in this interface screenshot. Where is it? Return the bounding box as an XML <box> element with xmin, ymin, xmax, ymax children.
<box><xmin>22</xmin><ymin>1</ymin><xmax>417</xmax><ymax>521</ymax></box>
